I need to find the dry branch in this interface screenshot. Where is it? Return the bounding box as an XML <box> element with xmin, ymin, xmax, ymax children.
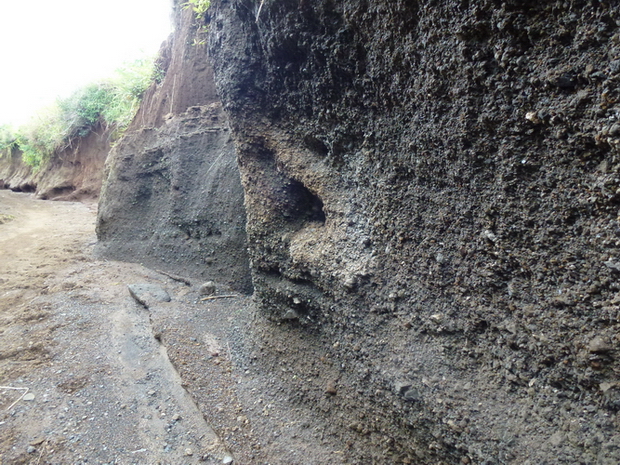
<box><xmin>156</xmin><ymin>269</ymin><xmax>192</xmax><ymax>286</ymax></box>
<box><xmin>200</xmin><ymin>294</ymin><xmax>239</xmax><ymax>301</ymax></box>
<box><xmin>0</xmin><ymin>386</ymin><xmax>29</xmax><ymax>411</ymax></box>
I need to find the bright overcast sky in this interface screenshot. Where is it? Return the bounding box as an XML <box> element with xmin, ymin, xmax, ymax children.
<box><xmin>0</xmin><ymin>0</ymin><xmax>173</xmax><ymax>127</ymax></box>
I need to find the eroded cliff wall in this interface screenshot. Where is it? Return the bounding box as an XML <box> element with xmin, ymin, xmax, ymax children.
<box><xmin>0</xmin><ymin>148</ymin><xmax>33</xmax><ymax>192</ymax></box>
<box><xmin>0</xmin><ymin>124</ymin><xmax>112</xmax><ymax>200</ymax></box>
<box><xmin>210</xmin><ymin>0</ymin><xmax>620</xmax><ymax>462</ymax></box>
<box><xmin>96</xmin><ymin>2</ymin><xmax>251</xmax><ymax>292</ymax></box>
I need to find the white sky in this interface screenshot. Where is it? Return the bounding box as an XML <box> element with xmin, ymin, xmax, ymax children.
<box><xmin>0</xmin><ymin>0</ymin><xmax>173</xmax><ymax>128</ymax></box>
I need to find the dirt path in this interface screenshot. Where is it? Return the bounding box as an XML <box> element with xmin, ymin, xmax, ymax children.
<box><xmin>0</xmin><ymin>191</ymin><xmax>351</xmax><ymax>465</ymax></box>
<box><xmin>0</xmin><ymin>191</ymin><xmax>236</xmax><ymax>464</ymax></box>
<box><xmin>0</xmin><ymin>191</ymin><xmax>95</xmax><ymax>315</ymax></box>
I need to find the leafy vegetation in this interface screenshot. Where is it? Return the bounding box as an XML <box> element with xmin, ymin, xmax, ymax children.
<box><xmin>0</xmin><ymin>214</ymin><xmax>15</xmax><ymax>225</ymax></box>
<box><xmin>0</xmin><ymin>125</ymin><xmax>16</xmax><ymax>158</ymax></box>
<box><xmin>183</xmin><ymin>0</ymin><xmax>211</xmax><ymax>20</ymax></box>
<box><xmin>183</xmin><ymin>0</ymin><xmax>211</xmax><ymax>45</ymax></box>
<box><xmin>6</xmin><ymin>57</ymin><xmax>160</xmax><ymax>170</ymax></box>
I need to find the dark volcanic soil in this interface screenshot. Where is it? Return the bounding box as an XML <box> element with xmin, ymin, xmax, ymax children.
<box><xmin>96</xmin><ymin>5</ymin><xmax>251</xmax><ymax>294</ymax></box>
<box><xmin>208</xmin><ymin>0</ymin><xmax>620</xmax><ymax>462</ymax></box>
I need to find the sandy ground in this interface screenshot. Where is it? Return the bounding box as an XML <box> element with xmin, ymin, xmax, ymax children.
<box><xmin>0</xmin><ymin>191</ymin><xmax>235</xmax><ymax>464</ymax></box>
<box><xmin>0</xmin><ymin>191</ymin><xmax>351</xmax><ymax>465</ymax></box>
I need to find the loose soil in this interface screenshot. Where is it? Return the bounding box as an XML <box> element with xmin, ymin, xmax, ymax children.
<box><xmin>0</xmin><ymin>191</ymin><xmax>350</xmax><ymax>464</ymax></box>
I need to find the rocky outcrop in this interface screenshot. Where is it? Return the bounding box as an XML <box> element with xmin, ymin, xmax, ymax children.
<box><xmin>0</xmin><ymin>147</ymin><xmax>34</xmax><ymax>193</ymax></box>
<box><xmin>96</xmin><ymin>3</ymin><xmax>251</xmax><ymax>293</ymax></box>
<box><xmin>209</xmin><ymin>0</ymin><xmax>620</xmax><ymax>463</ymax></box>
<box><xmin>0</xmin><ymin>124</ymin><xmax>111</xmax><ymax>200</ymax></box>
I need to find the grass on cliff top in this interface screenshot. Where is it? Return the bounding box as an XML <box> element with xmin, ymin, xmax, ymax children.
<box><xmin>1</xmin><ymin>57</ymin><xmax>161</xmax><ymax>170</ymax></box>
<box><xmin>0</xmin><ymin>125</ymin><xmax>15</xmax><ymax>157</ymax></box>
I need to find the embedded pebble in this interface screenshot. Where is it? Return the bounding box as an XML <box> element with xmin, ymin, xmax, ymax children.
<box><xmin>589</xmin><ymin>336</ymin><xmax>612</xmax><ymax>353</ymax></box>
<box><xmin>325</xmin><ymin>381</ymin><xmax>337</xmax><ymax>395</ymax></box>
<box><xmin>282</xmin><ymin>309</ymin><xmax>299</xmax><ymax>320</ymax></box>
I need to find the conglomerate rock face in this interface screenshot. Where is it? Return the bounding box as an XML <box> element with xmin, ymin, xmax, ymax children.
<box><xmin>209</xmin><ymin>0</ymin><xmax>620</xmax><ymax>462</ymax></box>
<box><xmin>96</xmin><ymin>3</ymin><xmax>251</xmax><ymax>292</ymax></box>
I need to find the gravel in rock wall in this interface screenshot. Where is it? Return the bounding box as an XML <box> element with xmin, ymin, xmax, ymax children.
<box><xmin>210</xmin><ymin>0</ymin><xmax>620</xmax><ymax>462</ymax></box>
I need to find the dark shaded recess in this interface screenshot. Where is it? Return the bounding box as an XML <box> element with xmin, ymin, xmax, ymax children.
<box><xmin>281</xmin><ymin>179</ymin><xmax>326</xmax><ymax>225</ymax></box>
<box><xmin>38</xmin><ymin>186</ymin><xmax>75</xmax><ymax>200</ymax></box>
<box><xmin>13</xmin><ymin>183</ymin><xmax>36</xmax><ymax>193</ymax></box>
<box><xmin>303</xmin><ymin>134</ymin><xmax>329</xmax><ymax>157</ymax></box>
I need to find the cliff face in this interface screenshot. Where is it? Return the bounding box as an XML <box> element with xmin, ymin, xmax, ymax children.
<box><xmin>0</xmin><ymin>148</ymin><xmax>33</xmax><ymax>192</ymax></box>
<box><xmin>96</xmin><ymin>3</ymin><xmax>251</xmax><ymax>292</ymax></box>
<box><xmin>209</xmin><ymin>0</ymin><xmax>620</xmax><ymax>462</ymax></box>
<box><xmin>0</xmin><ymin>124</ymin><xmax>111</xmax><ymax>200</ymax></box>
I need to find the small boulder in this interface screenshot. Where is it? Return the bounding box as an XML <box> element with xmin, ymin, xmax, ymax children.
<box><xmin>199</xmin><ymin>281</ymin><xmax>217</xmax><ymax>296</ymax></box>
<box><xmin>395</xmin><ymin>382</ymin><xmax>412</xmax><ymax>395</ymax></box>
<box><xmin>325</xmin><ymin>381</ymin><xmax>337</xmax><ymax>396</ymax></box>
<box><xmin>282</xmin><ymin>309</ymin><xmax>299</xmax><ymax>321</ymax></box>
<box><xmin>128</xmin><ymin>284</ymin><xmax>171</xmax><ymax>308</ymax></box>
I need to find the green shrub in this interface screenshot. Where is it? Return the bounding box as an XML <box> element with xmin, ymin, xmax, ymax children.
<box><xmin>15</xmin><ymin>56</ymin><xmax>158</xmax><ymax>169</ymax></box>
<box><xmin>0</xmin><ymin>125</ymin><xmax>16</xmax><ymax>158</ymax></box>
<box><xmin>16</xmin><ymin>104</ymin><xmax>67</xmax><ymax>170</ymax></box>
<box><xmin>183</xmin><ymin>0</ymin><xmax>211</xmax><ymax>45</ymax></box>
<box><xmin>101</xmin><ymin>57</ymin><xmax>156</xmax><ymax>130</ymax></box>
<box><xmin>0</xmin><ymin>214</ymin><xmax>15</xmax><ymax>224</ymax></box>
